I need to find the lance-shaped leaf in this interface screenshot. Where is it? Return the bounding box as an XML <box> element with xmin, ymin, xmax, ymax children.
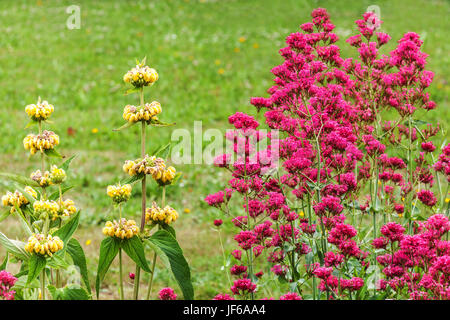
<box><xmin>27</xmin><ymin>254</ymin><xmax>46</xmax><ymax>284</ymax></box>
<box><xmin>121</xmin><ymin>236</ymin><xmax>151</xmax><ymax>273</ymax></box>
<box><xmin>95</xmin><ymin>237</ymin><xmax>120</xmax><ymax>298</ymax></box>
<box><xmin>113</xmin><ymin>121</ymin><xmax>137</xmax><ymax>132</ymax></box>
<box><xmin>0</xmin><ymin>232</ymin><xmax>30</xmax><ymax>260</ymax></box>
<box><xmin>121</xmin><ymin>173</ymin><xmax>145</xmax><ymax>185</ymax></box>
<box><xmin>61</xmin><ymin>155</ymin><xmax>76</xmax><ymax>171</ymax></box>
<box><xmin>66</xmin><ymin>238</ymin><xmax>91</xmax><ymax>293</ymax></box>
<box><xmin>44</xmin><ymin>148</ymin><xmax>63</xmax><ymax>158</ymax></box>
<box><xmin>49</xmin><ymin>186</ymin><xmax>74</xmax><ymax>201</ymax></box>
<box><xmin>54</xmin><ymin>212</ymin><xmax>80</xmax><ymax>245</ymax></box>
<box><xmin>0</xmin><ymin>172</ymin><xmax>40</xmax><ymax>187</ymax></box>
<box><xmin>148</xmin><ymin>230</ymin><xmax>194</xmax><ymax>300</ymax></box>
<box><xmin>148</xmin><ymin>118</ymin><xmax>176</xmax><ymax>127</ymax></box>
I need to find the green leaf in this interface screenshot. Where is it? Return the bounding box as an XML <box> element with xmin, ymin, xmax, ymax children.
<box><xmin>13</xmin><ymin>275</ymin><xmax>40</xmax><ymax>290</ymax></box>
<box><xmin>149</xmin><ymin>119</ymin><xmax>176</xmax><ymax>127</ymax></box>
<box><xmin>54</xmin><ymin>212</ymin><xmax>80</xmax><ymax>244</ymax></box>
<box><xmin>0</xmin><ymin>232</ymin><xmax>30</xmax><ymax>260</ymax></box>
<box><xmin>113</xmin><ymin>121</ymin><xmax>137</xmax><ymax>131</ymax></box>
<box><xmin>24</xmin><ymin>120</ymin><xmax>37</xmax><ymax>129</ymax></box>
<box><xmin>47</xmin><ymin>254</ymin><xmax>70</xmax><ymax>270</ymax></box>
<box><xmin>0</xmin><ymin>209</ymin><xmax>10</xmax><ymax>223</ymax></box>
<box><xmin>161</xmin><ymin>224</ymin><xmax>176</xmax><ymax>238</ymax></box>
<box><xmin>27</xmin><ymin>254</ymin><xmax>46</xmax><ymax>284</ymax></box>
<box><xmin>153</xmin><ymin>142</ymin><xmax>172</xmax><ymax>159</ymax></box>
<box><xmin>121</xmin><ymin>236</ymin><xmax>151</xmax><ymax>272</ymax></box>
<box><xmin>95</xmin><ymin>237</ymin><xmax>120</xmax><ymax>298</ymax></box>
<box><xmin>0</xmin><ymin>253</ymin><xmax>8</xmax><ymax>270</ymax></box>
<box><xmin>148</xmin><ymin>230</ymin><xmax>194</xmax><ymax>300</ymax></box>
<box><xmin>121</xmin><ymin>173</ymin><xmax>144</xmax><ymax>184</ymax></box>
<box><xmin>66</xmin><ymin>238</ymin><xmax>91</xmax><ymax>293</ymax></box>
<box><xmin>0</xmin><ymin>172</ymin><xmax>40</xmax><ymax>187</ymax></box>
<box><xmin>44</xmin><ymin>148</ymin><xmax>63</xmax><ymax>158</ymax></box>
<box><xmin>124</xmin><ymin>87</ymin><xmax>140</xmax><ymax>96</ymax></box>
<box><xmin>61</xmin><ymin>155</ymin><xmax>76</xmax><ymax>171</ymax></box>
<box><xmin>49</xmin><ymin>186</ymin><xmax>74</xmax><ymax>201</ymax></box>
<box><xmin>48</xmin><ymin>284</ymin><xmax>90</xmax><ymax>300</ymax></box>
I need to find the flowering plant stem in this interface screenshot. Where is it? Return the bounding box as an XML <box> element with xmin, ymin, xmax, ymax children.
<box><xmin>119</xmin><ymin>248</ymin><xmax>124</xmax><ymax>300</ymax></box>
<box><xmin>146</xmin><ymin>186</ymin><xmax>164</xmax><ymax>299</ymax></box>
<box><xmin>133</xmin><ymin>88</ymin><xmax>146</xmax><ymax>300</ymax></box>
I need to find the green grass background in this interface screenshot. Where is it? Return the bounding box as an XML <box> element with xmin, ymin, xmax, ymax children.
<box><xmin>0</xmin><ymin>0</ymin><xmax>448</xmax><ymax>299</ymax></box>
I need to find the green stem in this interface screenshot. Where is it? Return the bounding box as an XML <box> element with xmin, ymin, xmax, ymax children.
<box><xmin>119</xmin><ymin>248</ymin><xmax>124</xmax><ymax>300</ymax></box>
<box><xmin>133</xmin><ymin>88</ymin><xmax>146</xmax><ymax>300</ymax></box>
<box><xmin>40</xmin><ymin>270</ymin><xmax>46</xmax><ymax>300</ymax></box>
<box><xmin>145</xmin><ymin>252</ymin><xmax>157</xmax><ymax>300</ymax></box>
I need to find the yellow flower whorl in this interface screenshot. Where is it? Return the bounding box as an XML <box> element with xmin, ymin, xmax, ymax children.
<box><xmin>122</xmin><ymin>101</ymin><xmax>162</xmax><ymax>123</ymax></box>
<box><xmin>145</xmin><ymin>202</ymin><xmax>179</xmax><ymax>225</ymax></box>
<box><xmin>102</xmin><ymin>218</ymin><xmax>139</xmax><ymax>239</ymax></box>
<box><xmin>106</xmin><ymin>184</ymin><xmax>132</xmax><ymax>204</ymax></box>
<box><xmin>24</xmin><ymin>233</ymin><xmax>64</xmax><ymax>257</ymax></box>
<box><xmin>123</xmin><ymin>65</ymin><xmax>159</xmax><ymax>88</ymax></box>
<box><xmin>25</xmin><ymin>99</ymin><xmax>54</xmax><ymax>121</ymax></box>
<box><xmin>23</xmin><ymin>130</ymin><xmax>59</xmax><ymax>155</ymax></box>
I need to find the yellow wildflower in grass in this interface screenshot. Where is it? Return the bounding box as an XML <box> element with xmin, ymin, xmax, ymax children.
<box><xmin>233</xmin><ymin>47</ymin><xmax>240</xmax><ymax>53</ymax></box>
<box><xmin>252</xmin><ymin>43</ymin><xmax>259</xmax><ymax>49</ymax></box>
<box><xmin>122</xmin><ymin>101</ymin><xmax>162</xmax><ymax>123</ymax></box>
<box><xmin>183</xmin><ymin>208</ymin><xmax>191</xmax><ymax>214</ymax></box>
<box><xmin>106</xmin><ymin>184</ymin><xmax>132</xmax><ymax>204</ymax></box>
<box><xmin>155</xmin><ymin>166</ymin><xmax>176</xmax><ymax>186</ymax></box>
<box><xmin>85</xmin><ymin>239</ymin><xmax>92</xmax><ymax>246</ymax></box>
<box><xmin>214</xmin><ymin>59</ymin><xmax>221</xmax><ymax>65</ymax></box>
<box><xmin>145</xmin><ymin>202</ymin><xmax>179</xmax><ymax>225</ymax></box>
<box><xmin>299</xmin><ymin>211</ymin><xmax>305</xmax><ymax>218</ymax></box>
<box><xmin>91</xmin><ymin>128</ymin><xmax>99</xmax><ymax>134</ymax></box>
<box><xmin>238</xmin><ymin>36</ymin><xmax>246</xmax><ymax>43</ymax></box>
<box><xmin>123</xmin><ymin>63</ymin><xmax>158</xmax><ymax>88</ymax></box>
<box><xmin>58</xmin><ymin>199</ymin><xmax>77</xmax><ymax>217</ymax></box>
<box><xmin>23</xmin><ymin>130</ymin><xmax>59</xmax><ymax>155</ymax></box>
<box><xmin>33</xmin><ymin>200</ymin><xmax>59</xmax><ymax>220</ymax></box>
<box><xmin>218</xmin><ymin>68</ymin><xmax>225</xmax><ymax>75</ymax></box>
<box><xmin>25</xmin><ymin>99</ymin><xmax>54</xmax><ymax>121</ymax></box>
<box><xmin>123</xmin><ymin>155</ymin><xmax>166</xmax><ymax>177</ymax></box>
<box><xmin>1</xmin><ymin>190</ymin><xmax>30</xmax><ymax>213</ymax></box>
<box><xmin>102</xmin><ymin>218</ymin><xmax>139</xmax><ymax>239</ymax></box>
<box><xmin>50</xmin><ymin>165</ymin><xmax>66</xmax><ymax>184</ymax></box>
<box><xmin>30</xmin><ymin>170</ymin><xmax>53</xmax><ymax>187</ymax></box>
<box><xmin>24</xmin><ymin>233</ymin><xmax>64</xmax><ymax>257</ymax></box>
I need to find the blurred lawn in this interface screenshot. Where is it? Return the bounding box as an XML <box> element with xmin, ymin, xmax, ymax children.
<box><xmin>0</xmin><ymin>0</ymin><xmax>448</xmax><ymax>299</ymax></box>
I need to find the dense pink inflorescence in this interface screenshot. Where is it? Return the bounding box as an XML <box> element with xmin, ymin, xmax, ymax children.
<box><xmin>206</xmin><ymin>7</ymin><xmax>446</xmax><ymax>300</ymax></box>
<box><xmin>0</xmin><ymin>270</ymin><xmax>17</xmax><ymax>300</ymax></box>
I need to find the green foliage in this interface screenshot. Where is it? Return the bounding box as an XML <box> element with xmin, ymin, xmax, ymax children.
<box><xmin>95</xmin><ymin>237</ymin><xmax>120</xmax><ymax>298</ymax></box>
<box><xmin>148</xmin><ymin>230</ymin><xmax>194</xmax><ymax>300</ymax></box>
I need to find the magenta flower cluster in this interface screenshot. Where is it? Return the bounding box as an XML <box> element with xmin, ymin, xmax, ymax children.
<box><xmin>206</xmin><ymin>8</ymin><xmax>448</xmax><ymax>300</ymax></box>
<box><xmin>0</xmin><ymin>270</ymin><xmax>17</xmax><ymax>300</ymax></box>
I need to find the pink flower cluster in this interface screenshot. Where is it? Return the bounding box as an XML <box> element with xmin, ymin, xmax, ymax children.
<box><xmin>0</xmin><ymin>270</ymin><xmax>17</xmax><ymax>300</ymax></box>
<box><xmin>158</xmin><ymin>287</ymin><xmax>177</xmax><ymax>300</ymax></box>
<box><xmin>206</xmin><ymin>7</ymin><xmax>446</xmax><ymax>300</ymax></box>
<box><xmin>374</xmin><ymin>215</ymin><xmax>450</xmax><ymax>299</ymax></box>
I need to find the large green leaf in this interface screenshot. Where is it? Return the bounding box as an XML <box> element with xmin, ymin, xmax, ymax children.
<box><xmin>121</xmin><ymin>235</ymin><xmax>151</xmax><ymax>272</ymax></box>
<box><xmin>0</xmin><ymin>172</ymin><xmax>40</xmax><ymax>187</ymax></box>
<box><xmin>66</xmin><ymin>238</ymin><xmax>91</xmax><ymax>293</ymax></box>
<box><xmin>95</xmin><ymin>237</ymin><xmax>120</xmax><ymax>298</ymax></box>
<box><xmin>113</xmin><ymin>121</ymin><xmax>136</xmax><ymax>131</ymax></box>
<box><xmin>44</xmin><ymin>148</ymin><xmax>63</xmax><ymax>158</ymax></box>
<box><xmin>54</xmin><ymin>212</ymin><xmax>80</xmax><ymax>244</ymax></box>
<box><xmin>0</xmin><ymin>232</ymin><xmax>30</xmax><ymax>260</ymax></box>
<box><xmin>48</xmin><ymin>284</ymin><xmax>90</xmax><ymax>300</ymax></box>
<box><xmin>27</xmin><ymin>254</ymin><xmax>46</xmax><ymax>284</ymax></box>
<box><xmin>148</xmin><ymin>230</ymin><xmax>194</xmax><ymax>300</ymax></box>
